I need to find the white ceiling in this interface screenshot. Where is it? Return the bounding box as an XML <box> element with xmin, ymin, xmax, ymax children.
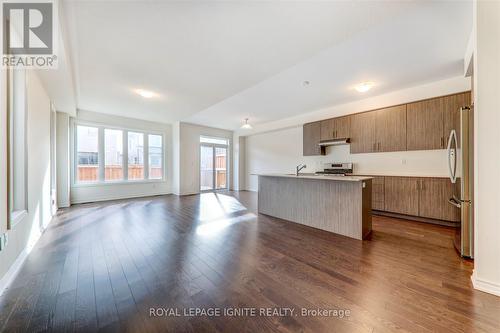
<box><xmin>63</xmin><ymin>0</ymin><xmax>472</xmax><ymax>129</ymax></box>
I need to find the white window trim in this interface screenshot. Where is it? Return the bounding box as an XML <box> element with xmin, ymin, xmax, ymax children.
<box><xmin>71</xmin><ymin>119</ymin><xmax>166</xmax><ymax>187</ymax></box>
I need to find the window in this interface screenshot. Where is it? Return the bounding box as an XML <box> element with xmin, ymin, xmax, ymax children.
<box><xmin>200</xmin><ymin>136</ymin><xmax>228</xmax><ymax>145</ymax></box>
<box><xmin>8</xmin><ymin>68</ymin><xmax>28</xmax><ymax>223</ymax></box>
<box><xmin>148</xmin><ymin>134</ymin><xmax>163</xmax><ymax>179</ymax></box>
<box><xmin>74</xmin><ymin>124</ymin><xmax>164</xmax><ymax>184</ymax></box>
<box><xmin>105</xmin><ymin>129</ymin><xmax>123</xmax><ymax>181</ymax></box>
<box><xmin>128</xmin><ymin>132</ymin><xmax>144</xmax><ymax>180</ymax></box>
<box><xmin>77</xmin><ymin>125</ymin><xmax>99</xmax><ymax>182</ymax></box>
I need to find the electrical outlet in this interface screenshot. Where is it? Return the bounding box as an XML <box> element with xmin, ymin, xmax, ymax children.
<box><xmin>0</xmin><ymin>234</ymin><xmax>4</xmax><ymax>252</ymax></box>
<box><xmin>401</xmin><ymin>159</ymin><xmax>407</xmax><ymax>165</ymax></box>
<box><xmin>4</xmin><ymin>233</ymin><xmax>8</xmax><ymax>247</ymax></box>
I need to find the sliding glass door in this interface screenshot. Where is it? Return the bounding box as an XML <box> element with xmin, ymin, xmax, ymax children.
<box><xmin>214</xmin><ymin>147</ymin><xmax>227</xmax><ymax>189</ymax></box>
<box><xmin>200</xmin><ymin>137</ymin><xmax>228</xmax><ymax>192</ymax></box>
<box><xmin>200</xmin><ymin>145</ymin><xmax>214</xmax><ymax>191</ymax></box>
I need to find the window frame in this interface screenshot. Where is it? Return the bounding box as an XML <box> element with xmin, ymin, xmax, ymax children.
<box><xmin>71</xmin><ymin>120</ymin><xmax>165</xmax><ymax>187</ymax></box>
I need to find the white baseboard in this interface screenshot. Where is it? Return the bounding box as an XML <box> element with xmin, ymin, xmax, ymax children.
<box><xmin>0</xmin><ymin>248</ymin><xmax>29</xmax><ymax>296</ymax></box>
<box><xmin>71</xmin><ymin>191</ymin><xmax>171</xmax><ymax>204</ymax></box>
<box><xmin>472</xmin><ymin>272</ymin><xmax>500</xmax><ymax>297</ymax></box>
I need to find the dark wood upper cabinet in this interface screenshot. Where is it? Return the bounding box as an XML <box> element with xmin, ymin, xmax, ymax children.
<box><xmin>320</xmin><ymin>118</ymin><xmax>334</xmax><ymax>141</ymax></box>
<box><xmin>384</xmin><ymin>177</ymin><xmax>419</xmax><ymax>216</ymax></box>
<box><xmin>350</xmin><ymin>105</ymin><xmax>406</xmax><ymax>153</ymax></box>
<box><xmin>303</xmin><ymin>121</ymin><xmax>324</xmax><ymax>156</ymax></box>
<box><xmin>443</xmin><ymin>92</ymin><xmax>471</xmax><ymax>148</ymax></box>
<box><xmin>304</xmin><ymin>92</ymin><xmax>470</xmax><ymax>155</ymax></box>
<box><xmin>350</xmin><ymin>112</ymin><xmax>376</xmax><ymax>153</ymax></box>
<box><xmin>320</xmin><ymin>116</ymin><xmax>350</xmax><ymax>141</ymax></box>
<box><xmin>375</xmin><ymin>105</ymin><xmax>407</xmax><ymax>152</ymax></box>
<box><xmin>407</xmin><ymin>97</ymin><xmax>444</xmax><ymax>150</ymax></box>
<box><xmin>333</xmin><ymin>116</ymin><xmax>350</xmax><ymax>139</ymax></box>
<box><xmin>419</xmin><ymin>178</ymin><xmax>460</xmax><ymax>221</ymax></box>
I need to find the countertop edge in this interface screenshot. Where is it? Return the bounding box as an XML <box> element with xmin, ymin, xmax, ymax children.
<box><xmin>254</xmin><ymin>174</ymin><xmax>373</xmax><ymax>182</ymax></box>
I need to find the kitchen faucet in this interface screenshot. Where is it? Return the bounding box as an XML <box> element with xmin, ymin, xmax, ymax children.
<box><xmin>296</xmin><ymin>164</ymin><xmax>307</xmax><ymax>176</ymax></box>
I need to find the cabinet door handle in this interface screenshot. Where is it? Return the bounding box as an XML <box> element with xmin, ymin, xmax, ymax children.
<box><xmin>373</xmin><ymin>142</ymin><xmax>376</xmax><ymax>151</ymax></box>
<box><xmin>378</xmin><ymin>142</ymin><xmax>381</xmax><ymax>151</ymax></box>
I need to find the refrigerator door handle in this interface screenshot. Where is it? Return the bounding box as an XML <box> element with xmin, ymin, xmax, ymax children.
<box><xmin>448</xmin><ymin>197</ymin><xmax>461</xmax><ymax>208</ymax></box>
<box><xmin>447</xmin><ymin>129</ymin><xmax>458</xmax><ymax>184</ymax></box>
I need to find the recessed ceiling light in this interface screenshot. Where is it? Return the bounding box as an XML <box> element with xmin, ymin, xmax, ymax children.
<box><xmin>241</xmin><ymin>118</ymin><xmax>253</xmax><ymax>130</ymax></box>
<box><xmin>135</xmin><ymin>89</ymin><xmax>155</xmax><ymax>98</ymax></box>
<box><xmin>355</xmin><ymin>82</ymin><xmax>374</xmax><ymax>93</ymax></box>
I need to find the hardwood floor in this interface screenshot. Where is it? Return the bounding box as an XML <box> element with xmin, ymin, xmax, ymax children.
<box><xmin>1</xmin><ymin>191</ymin><xmax>499</xmax><ymax>332</ymax></box>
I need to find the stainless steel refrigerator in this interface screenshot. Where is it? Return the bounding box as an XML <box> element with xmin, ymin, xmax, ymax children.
<box><xmin>447</xmin><ymin>106</ymin><xmax>474</xmax><ymax>258</ymax></box>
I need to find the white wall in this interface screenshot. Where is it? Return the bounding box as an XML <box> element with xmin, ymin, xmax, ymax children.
<box><xmin>0</xmin><ymin>72</ymin><xmax>53</xmax><ymax>285</ymax></box>
<box><xmin>69</xmin><ymin>110</ymin><xmax>172</xmax><ymax>204</ymax></box>
<box><xmin>472</xmin><ymin>0</ymin><xmax>500</xmax><ymax>297</ymax></box>
<box><xmin>0</xmin><ymin>70</ymin><xmax>7</xmax><ymax>236</ymax></box>
<box><xmin>177</xmin><ymin>122</ymin><xmax>233</xmax><ymax>195</ymax></box>
<box><xmin>244</xmin><ymin>77</ymin><xmax>471</xmax><ymax>191</ymax></box>
<box><xmin>171</xmin><ymin>122</ymin><xmax>181</xmax><ymax>195</ymax></box>
<box><xmin>56</xmin><ymin>112</ymin><xmax>70</xmax><ymax>207</ymax></box>
<box><xmin>233</xmin><ymin>135</ymin><xmax>246</xmax><ymax>191</ymax></box>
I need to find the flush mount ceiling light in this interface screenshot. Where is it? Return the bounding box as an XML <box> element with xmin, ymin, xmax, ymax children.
<box><xmin>241</xmin><ymin>118</ymin><xmax>253</xmax><ymax>130</ymax></box>
<box><xmin>303</xmin><ymin>80</ymin><xmax>310</xmax><ymax>86</ymax></box>
<box><xmin>135</xmin><ymin>89</ymin><xmax>155</xmax><ymax>98</ymax></box>
<box><xmin>354</xmin><ymin>82</ymin><xmax>375</xmax><ymax>93</ymax></box>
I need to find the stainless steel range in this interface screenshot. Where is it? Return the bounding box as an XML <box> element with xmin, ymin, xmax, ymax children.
<box><xmin>315</xmin><ymin>163</ymin><xmax>353</xmax><ymax>176</ymax></box>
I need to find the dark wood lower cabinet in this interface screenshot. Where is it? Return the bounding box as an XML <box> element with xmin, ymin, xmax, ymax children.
<box><xmin>371</xmin><ymin>176</ymin><xmax>385</xmax><ymax>211</ymax></box>
<box><xmin>419</xmin><ymin>178</ymin><xmax>460</xmax><ymax>222</ymax></box>
<box><xmin>384</xmin><ymin>177</ymin><xmax>420</xmax><ymax>216</ymax></box>
<box><xmin>369</xmin><ymin>175</ymin><xmax>460</xmax><ymax>224</ymax></box>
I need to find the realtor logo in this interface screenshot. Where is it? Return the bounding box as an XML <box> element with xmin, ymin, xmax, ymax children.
<box><xmin>2</xmin><ymin>0</ymin><xmax>58</xmax><ymax>68</ymax></box>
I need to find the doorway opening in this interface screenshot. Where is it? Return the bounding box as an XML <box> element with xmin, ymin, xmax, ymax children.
<box><xmin>200</xmin><ymin>136</ymin><xmax>228</xmax><ymax>192</ymax></box>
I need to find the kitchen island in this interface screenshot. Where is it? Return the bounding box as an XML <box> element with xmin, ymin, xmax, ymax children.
<box><xmin>257</xmin><ymin>174</ymin><xmax>373</xmax><ymax>240</ymax></box>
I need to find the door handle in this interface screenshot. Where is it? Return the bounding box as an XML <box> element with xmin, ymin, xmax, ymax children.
<box><xmin>448</xmin><ymin>197</ymin><xmax>461</xmax><ymax>208</ymax></box>
<box><xmin>447</xmin><ymin>130</ymin><xmax>457</xmax><ymax>183</ymax></box>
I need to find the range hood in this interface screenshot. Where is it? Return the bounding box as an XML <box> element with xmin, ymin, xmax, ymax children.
<box><xmin>318</xmin><ymin>138</ymin><xmax>350</xmax><ymax>146</ymax></box>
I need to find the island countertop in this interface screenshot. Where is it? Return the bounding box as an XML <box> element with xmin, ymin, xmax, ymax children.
<box><xmin>255</xmin><ymin>173</ymin><xmax>373</xmax><ymax>182</ymax></box>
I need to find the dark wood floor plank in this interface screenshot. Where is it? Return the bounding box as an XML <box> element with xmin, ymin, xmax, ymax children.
<box><xmin>92</xmin><ymin>239</ymin><xmax>120</xmax><ymax>329</ymax></box>
<box><xmin>74</xmin><ymin>245</ymin><xmax>98</xmax><ymax>333</ymax></box>
<box><xmin>1</xmin><ymin>273</ymin><xmax>46</xmax><ymax>332</ymax></box>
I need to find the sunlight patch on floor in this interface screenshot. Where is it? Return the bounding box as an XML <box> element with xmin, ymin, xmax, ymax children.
<box><xmin>198</xmin><ymin>192</ymin><xmax>247</xmax><ymax>222</ymax></box>
<box><xmin>195</xmin><ymin>212</ymin><xmax>256</xmax><ymax>237</ymax></box>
